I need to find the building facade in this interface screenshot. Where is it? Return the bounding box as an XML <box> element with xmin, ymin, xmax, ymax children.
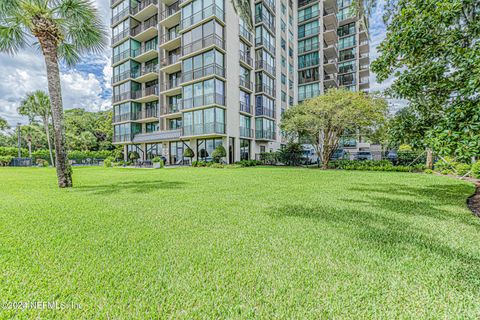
<box><xmin>111</xmin><ymin>0</ymin><xmax>369</xmax><ymax>164</ymax></box>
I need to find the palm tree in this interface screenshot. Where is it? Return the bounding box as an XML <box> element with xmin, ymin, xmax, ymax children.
<box><xmin>0</xmin><ymin>116</ymin><xmax>8</xmax><ymax>131</ymax></box>
<box><xmin>18</xmin><ymin>91</ymin><xmax>55</xmax><ymax>166</ymax></box>
<box><xmin>0</xmin><ymin>0</ymin><xmax>106</xmax><ymax>188</ymax></box>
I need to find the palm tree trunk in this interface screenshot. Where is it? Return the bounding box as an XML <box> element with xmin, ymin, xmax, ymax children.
<box><xmin>41</xmin><ymin>40</ymin><xmax>72</xmax><ymax>188</ymax></box>
<box><xmin>43</xmin><ymin>115</ymin><xmax>55</xmax><ymax>166</ymax></box>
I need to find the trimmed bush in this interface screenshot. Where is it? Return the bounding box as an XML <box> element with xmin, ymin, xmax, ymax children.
<box><xmin>455</xmin><ymin>163</ymin><xmax>471</xmax><ymax>177</ymax></box>
<box><xmin>212</xmin><ymin>145</ymin><xmax>226</xmax><ymax>163</ymax></box>
<box><xmin>472</xmin><ymin>162</ymin><xmax>480</xmax><ymax>179</ymax></box>
<box><xmin>36</xmin><ymin>159</ymin><xmax>48</xmax><ymax>167</ymax></box>
<box><xmin>0</xmin><ymin>156</ymin><xmax>13</xmax><ymax>166</ymax></box>
<box><xmin>103</xmin><ymin>157</ymin><xmax>115</xmax><ymax>168</ymax></box>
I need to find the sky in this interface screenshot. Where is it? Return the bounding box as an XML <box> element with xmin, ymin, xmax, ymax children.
<box><xmin>0</xmin><ymin>1</ymin><xmax>393</xmax><ymax>126</ymax></box>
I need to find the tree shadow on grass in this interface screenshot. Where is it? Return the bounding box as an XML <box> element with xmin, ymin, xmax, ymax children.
<box><xmin>267</xmin><ymin>196</ymin><xmax>480</xmax><ymax>294</ymax></box>
<box><xmin>75</xmin><ymin>180</ymin><xmax>186</xmax><ymax>195</ymax></box>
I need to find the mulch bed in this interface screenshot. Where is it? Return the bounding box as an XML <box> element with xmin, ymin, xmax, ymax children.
<box><xmin>467</xmin><ymin>180</ymin><xmax>480</xmax><ymax>218</ymax></box>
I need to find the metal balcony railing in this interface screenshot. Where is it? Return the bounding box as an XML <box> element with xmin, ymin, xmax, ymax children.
<box><xmin>113</xmin><ymin>134</ymin><xmax>132</xmax><ymax>143</ymax></box>
<box><xmin>239</xmin><ymin>50</ymin><xmax>253</xmax><ymax>67</ymax></box>
<box><xmin>182</xmin><ymin>34</ymin><xmax>224</xmax><ymax>56</ymax></box>
<box><xmin>160</xmin><ymin>31</ymin><xmax>180</xmax><ymax>44</ymax></box>
<box><xmin>240</xmin><ymin>127</ymin><xmax>254</xmax><ymax>138</ymax></box>
<box><xmin>181</xmin><ymin>63</ymin><xmax>225</xmax><ymax>83</ymax></box>
<box><xmin>161</xmin><ymin>79</ymin><xmax>180</xmax><ymax>91</ymax></box>
<box><xmin>161</xmin><ymin>101</ymin><xmax>183</xmax><ymax>115</ymax></box>
<box><xmin>160</xmin><ymin>2</ymin><xmax>179</xmax><ymax>20</ymax></box>
<box><xmin>183</xmin><ymin>122</ymin><xmax>226</xmax><ymax>136</ymax></box>
<box><xmin>255</xmin><ymin>129</ymin><xmax>276</xmax><ymax>140</ymax></box>
<box><xmin>182</xmin><ymin>93</ymin><xmax>225</xmax><ymax>110</ymax></box>
<box><xmin>255</xmin><ymin>37</ymin><xmax>276</xmax><ymax>55</ymax></box>
<box><xmin>131</xmin><ymin>0</ymin><xmax>158</xmax><ymax>15</ymax></box>
<box><xmin>180</xmin><ymin>4</ymin><xmax>225</xmax><ymax>30</ymax></box>
<box><xmin>255</xmin><ymin>13</ymin><xmax>275</xmax><ymax>33</ymax></box>
<box><xmin>111</xmin><ymin>7</ymin><xmax>130</xmax><ymax>25</ymax></box>
<box><xmin>239</xmin><ymin>101</ymin><xmax>252</xmax><ymax>114</ymax></box>
<box><xmin>239</xmin><ymin>24</ymin><xmax>253</xmax><ymax>43</ymax></box>
<box><xmin>255</xmin><ymin>60</ymin><xmax>275</xmax><ymax>76</ymax></box>
<box><xmin>239</xmin><ymin>76</ymin><xmax>253</xmax><ymax>91</ymax></box>
<box><xmin>256</xmin><ymin>106</ymin><xmax>276</xmax><ymax>119</ymax></box>
<box><xmin>255</xmin><ymin>83</ymin><xmax>276</xmax><ymax>97</ymax></box>
<box><xmin>160</xmin><ymin>54</ymin><xmax>180</xmax><ymax>67</ymax></box>
<box><xmin>131</xmin><ymin>16</ymin><xmax>158</xmax><ymax>37</ymax></box>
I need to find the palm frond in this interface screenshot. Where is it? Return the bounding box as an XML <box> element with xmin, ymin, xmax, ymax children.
<box><xmin>57</xmin><ymin>41</ymin><xmax>80</xmax><ymax>66</ymax></box>
<box><xmin>0</xmin><ymin>20</ymin><xmax>29</xmax><ymax>54</ymax></box>
<box><xmin>0</xmin><ymin>0</ymin><xmax>21</xmax><ymax>19</ymax></box>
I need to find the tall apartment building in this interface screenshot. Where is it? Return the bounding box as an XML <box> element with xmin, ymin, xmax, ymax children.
<box><xmin>111</xmin><ymin>0</ymin><xmax>369</xmax><ymax>164</ymax></box>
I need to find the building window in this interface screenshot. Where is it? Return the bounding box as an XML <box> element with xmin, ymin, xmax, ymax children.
<box><xmin>240</xmin><ymin>139</ymin><xmax>250</xmax><ymax>160</ymax></box>
<box><xmin>197</xmin><ymin>138</ymin><xmax>223</xmax><ymax>161</ymax></box>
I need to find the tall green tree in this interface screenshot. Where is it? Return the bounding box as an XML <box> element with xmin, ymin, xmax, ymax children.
<box><xmin>0</xmin><ymin>116</ymin><xmax>8</xmax><ymax>131</ymax></box>
<box><xmin>18</xmin><ymin>91</ymin><xmax>55</xmax><ymax>165</ymax></box>
<box><xmin>0</xmin><ymin>0</ymin><xmax>107</xmax><ymax>187</ymax></box>
<box><xmin>372</xmin><ymin>0</ymin><xmax>480</xmax><ymax>163</ymax></box>
<box><xmin>281</xmin><ymin>89</ymin><xmax>387</xmax><ymax>169</ymax></box>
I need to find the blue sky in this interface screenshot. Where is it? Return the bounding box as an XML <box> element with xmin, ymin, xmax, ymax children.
<box><xmin>0</xmin><ymin>1</ymin><xmax>393</xmax><ymax>126</ymax></box>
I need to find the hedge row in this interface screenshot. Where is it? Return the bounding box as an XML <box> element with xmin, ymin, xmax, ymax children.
<box><xmin>0</xmin><ymin>147</ymin><xmax>115</xmax><ymax>164</ymax></box>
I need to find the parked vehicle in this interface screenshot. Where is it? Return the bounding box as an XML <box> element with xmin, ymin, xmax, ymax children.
<box><xmin>355</xmin><ymin>151</ymin><xmax>373</xmax><ymax>161</ymax></box>
<box><xmin>331</xmin><ymin>149</ymin><xmax>346</xmax><ymax>161</ymax></box>
<box><xmin>301</xmin><ymin>145</ymin><xmax>319</xmax><ymax>164</ymax></box>
<box><xmin>386</xmin><ymin>150</ymin><xmax>398</xmax><ymax>164</ymax></box>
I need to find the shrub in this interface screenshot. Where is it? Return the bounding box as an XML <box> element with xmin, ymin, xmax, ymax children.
<box><xmin>0</xmin><ymin>156</ymin><xmax>13</xmax><ymax>166</ymax></box>
<box><xmin>398</xmin><ymin>144</ymin><xmax>413</xmax><ymax>152</ymax></box>
<box><xmin>397</xmin><ymin>151</ymin><xmax>427</xmax><ymax>166</ymax></box>
<box><xmin>259</xmin><ymin>152</ymin><xmax>280</xmax><ymax>165</ymax></box>
<box><xmin>455</xmin><ymin>163</ymin><xmax>471</xmax><ymax>177</ymax></box>
<box><xmin>212</xmin><ymin>145</ymin><xmax>226</xmax><ymax>163</ymax></box>
<box><xmin>0</xmin><ymin>147</ymin><xmax>27</xmax><ymax>157</ymax></box>
<box><xmin>128</xmin><ymin>151</ymin><xmax>140</xmax><ymax>162</ymax></box>
<box><xmin>192</xmin><ymin>161</ymin><xmax>207</xmax><ymax>167</ymax></box>
<box><xmin>278</xmin><ymin>143</ymin><xmax>305</xmax><ymax>166</ymax></box>
<box><xmin>471</xmin><ymin>162</ymin><xmax>480</xmax><ymax>179</ymax></box>
<box><xmin>434</xmin><ymin>156</ymin><xmax>457</xmax><ymax>173</ymax></box>
<box><xmin>36</xmin><ymin>159</ymin><xmax>48</xmax><ymax>167</ymax></box>
<box><xmin>184</xmin><ymin>148</ymin><xmax>194</xmax><ymax>159</ymax></box>
<box><xmin>152</xmin><ymin>157</ymin><xmax>164</xmax><ymax>168</ymax></box>
<box><xmin>424</xmin><ymin>169</ymin><xmax>434</xmax><ymax>174</ymax></box>
<box><xmin>103</xmin><ymin>156</ymin><xmax>115</xmax><ymax>168</ymax></box>
<box><xmin>236</xmin><ymin>160</ymin><xmax>260</xmax><ymax>167</ymax></box>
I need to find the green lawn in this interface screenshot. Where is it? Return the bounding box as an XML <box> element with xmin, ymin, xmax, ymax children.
<box><xmin>0</xmin><ymin>167</ymin><xmax>479</xmax><ymax>318</ymax></box>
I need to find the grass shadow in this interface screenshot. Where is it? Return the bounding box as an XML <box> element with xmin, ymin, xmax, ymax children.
<box><xmin>75</xmin><ymin>180</ymin><xmax>186</xmax><ymax>195</ymax></box>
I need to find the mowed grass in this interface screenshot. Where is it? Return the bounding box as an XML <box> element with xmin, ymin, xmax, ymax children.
<box><xmin>0</xmin><ymin>167</ymin><xmax>479</xmax><ymax>319</ymax></box>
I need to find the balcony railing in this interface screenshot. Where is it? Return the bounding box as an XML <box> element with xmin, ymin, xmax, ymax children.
<box><xmin>182</xmin><ymin>34</ymin><xmax>224</xmax><ymax>56</ymax></box>
<box><xmin>255</xmin><ymin>37</ymin><xmax>276</xmax><ymax>55</ymax></box>
<box><xmin>160</xmin><ymin>79</ymin><xmax>180</xmax><ymax>92</ymax></box>
<box><xmin>183</xmin><ymin>122</ymin><xmax>226</xmax><ymax>136</ymax></box>
<box><xmin>131</xmin><ymin>16</ymin><xmax>158</xmax><ymax>37</ymax></box>
<box><xmin>133</xmin><ymin>85</ymin><xmax>159</xmax><ymax>99</ymax></box>
<box><xmin>113</xmin><ymin>92</ymin><xmax>134</xmax><ymax>103</ymax></box>
<box><xmin>298</xmin><ymin>41</ymin><xmax>320</xmax><ymax>54</ymax></box>
<box><xmin>255</xmin><ymin>60</ymin><xmax>275</xmax><ymax>76</ymax></box>
<box><xmin>161</xmin><ymin>101</ymin><xmax>183</xmax><ymax>115</ymax></box>
<box><xmin>160</xmin><ymin>54</ymin><xmax>180</xmax><ymax>67</ymax></box>
<box><xmin>239</xmin><ymin>50</ymin><xmax>253</xmax><ymax>67</ymax></box>
<box><xmin>256</xmin><ymin>106</ymin><xmax>276</xmax><ymax>119</ymax></box>
<box><xmin>181</xmin><ymin>63</ymin><xmax>225</xmax><ymax>83</ymax></box>
<box><xmin>239</xmin><ymin>101</ymin><xmax>252</xmax><ymax>114</ymax></box>
<box><xmin>113</xmin><ymin>134</ymin><xmax>132</xmax><ymax>143</ymax></box>
<box><xmin>240</xmin><ymin>126</ymin><xmax>254</xmax><ymax>138</ymax></box>
<box><xmin>255</xmin><ymin>83</ymin><xmax>276</xmax><ymax>97</ymax></box>
<box><xmin>180</xmin><ymin>4</ymin><xmax>225</xmax><ymax>30</ymax></box>
<box><xmin>182</xmin><ymin>93</ymin><xmax>225</xmax><ymax>110</ymax></box>
<box><xmin>132</xmin><ymin>43</ymin><xmax>158</xmax><ymax>56</ymax></box>
<box><xmin>111</xmin><ymin>28</ymin><xmax>132</xmax><ymax>45</ymax></box>
<box><xmin>255</xmin><ymin>13</ymin><xmax>275</xmax><ymax>33</ymax></box>
<box><xmin>262</xmin><ymin>0</ymin><xmax>276</xmax><ymax>13</ymax></box>
<box><xmin>142</xmin><ymin>107</ymin><xmax>159</xmax><ymax>118</ymax></box>
<box><xmin>239</xmin><ymin>24</ymin><xmax>253</xmax><ymax>43</ymax></box>
<box><xmin>111</xmin><ymin>7</ymin><xmax>130</xmax><ymax>25</ymax></box>
<box><xmin>112</xmin><ymin>111</ymin><xmax>141</xmax><ymax>123</ymax></box>
<box><xmin>255</xmin><ymin>129</ymin><xmax>276</xmax><ymax>140</ymax></box>
<box><xmin>298</xmin><ymin>10</ymin><xmax>320</xmax><ymax>23</ymax></box>
<box><xmin>298</xmin><ymin>26</ymin><xmax>320</xmax><ymax>40</ymax></box>
<box><xmin>160</xmin><ymin>31</ymin><xmax>180</xmax><ymax>45</ymax></box>
<box><xmin>239</xmin><ymin>76</ymin><xmax>253</xmax><ymax>91</ymax></box>
<box><xmin>131</xmin><ymin>0</ymin><xmax>158</xmax><ymax>15</ymax></box>
<box><xmin>112</xmin><ymin>49</ymin><xmax>135</xmax><ymax>65</ymax></box>
<box><xmin>160</xmin><ymin>2</ymin><xmax>179</xmax><ymax>20</ymax></box>
<box><xmin>138</xmin><ymin>64</ymin><xmax>159</xmax><ymax>76</ymax></box>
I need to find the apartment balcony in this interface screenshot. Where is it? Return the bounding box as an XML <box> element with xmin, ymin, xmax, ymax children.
<box><xmin>181</xmin><ymin>63</ymin><xmax>225</xmax><ymax>84</ymax></box>
<box><xmin>298</xmin><ymin>41</ymin><xmax>320</xmax><ymax>55</ymax></box>
<box><xmin>111</xmin><ymin>7</ymin><xmax>130</xmax><ymax>26</ymax></box>
<box><xmin>111</xmin><ymin>28</ymin><xmax>133</xmax><ymax>46</ymax></box>
<box><xmin>359</xmin><ymin>77</ymin><xmax>370</xmax><ymax>89</ymax></box>
<box><xmin>111</xmin><ymin>0</ymin><xmax>122</xmax><ymax>7</ymax></box>
<box><xmin>298</xmin><ymin>10</ymin><xmax>320</xmax><ymax>24</ymax></box>
<box><xmin>135</xmin><ymin>65</ymin><xmax>159</xmax><ymax>83</ymax></box>
<box><xmin>255</xmin><ymin>37</ymin><xmax>276</xmax><ymax>55</ymax></box>
<box><xmin>239</xmin><ymin>51</ymin><xmax>253</xmax><ymax>69</ymax></box>
<box><xmin>255</xmin><ymin>129</ymin><xmax>276</xmax><ymax>141</ymax></box>
<box><xmin>131</xmin><ymin>0</ymin><xmax>158</xmax><ymax>21</ymax></box>
<box><xmin>323</xmin><ymin>58</ymin><xmax>337</xmax><ymax>74</ymax></box>
<box><xmin>298</xmin><ymin>26</ymin><xmax>320</xmax><ymax>40</ymax></box>
<box><xmin>359</xmin><ymin>39</ymin><xmax>369</xmax><ymax>54</ymax></box>
<box><xmin>160</xmin><ymin>101</ymin><xmax>183</xmax><ymax>117</ymax></box>
<box><xmin>159</xmin><ymin>2</ymin><xmax>180</xmax><ymax>28</ymax></box>
<box><xmin>323</xmin><ymin>74</ymin><xmax>338</xmax><ymax>89</ymax></box>
<box><xmin>180</xmin><ymin>4</ymin><xmax>225</xmax><ymax>30</ymax></box>
<box><xmin>255</xmin><ymin>12</ymin><xmax>275</xmax><ymax>33</ymax></box>
<box><xmin>260</xmin><ymin>0</ymin><xmax>276</xmax><ymax>14</ymax></box>
<box><xmin>182</xmin><ymin>122</ymin><xmax>226</xmax><ymax>137</ymax></box>
<box><xmin>134</xmin><ymin>85</ymin><xmax>159</xmax><ymax>103</ymax></box>
<box><xmin>112</xmin><ymin>111</ymin><xmax>142</xmax><ymax>123</ymax></box>
<box><xmin>239</xmin><ymin>76</ymin><xmax>254</xmax><ymax>92</ymax></box>
<box><xmin>255</xmin><ymin>83</ymin><xmax>276</xmax><ymax>98</ymax></box>
<box><xmin>239</xmin><ymin>101</ymin><xmax>252</xmax><ymax>114</ymax></box>
<box><xmin>359</xmin><ymin>64</ymin><xmax>370</xmax><ymax>76</ymax></box>
<box><xmin>298</xmin><ymin>0</ymin><xmax>318</xmax><ymax>9</ymax></box>
<box><xmin>132</xmin><ymin>129</ymin><xmax>182</xmax><ymax>143</ymax></box>
<box><xmin>113</xmin><ymin>134</ymin><xmax>133</xmax><ymax>144</ymax></box>
<box><xmin>112</xmin><ymin>49</ymin><xmax>136</xmax><ymax>66</ymax></box>
<box><xmin>239</xmin><ymin>24</ymin><xmax>253</xmax><ymax>45</ymax></box>
<box><xmin>159</xmin><ymin>31</ymin><xmax>181</xmax><ymax>51</ymax></box>
<box><xmin>131</xmin><ymin>16</ymin><xmax>158</xmax><ymax>42</ymax></box>
<box><xmin>359</xmin><ymin>52</ymin><xmax>370</xmax><ymax>64</ymax></box>
<box><xmin>135</xmin><ymin>107</ymin><xmax>159</xmax><ymax>123</ymax></box>
<box><xmin>160</xmin><ymin>54</ymin><xmax>181</xmax><ymax>73</ymax></box>
<box><xmin>182</xmin><ymin>34</ymin><xmax>225</xmax><ymax>57</ymax></box>
<box><xmin>113</xmin><ymin>92</ymin><xmax>135</xmax><ymax>104</ymax></box>
<box><xmin>160</xmin><ymin>78</ymin><xmax>181</xmax><ymax>95</ymax></box>
<box><xmin>239</xmin><ymin>127</ymin><xmax>254</xmax><ymax>138</ymax></box>
<box><xmin>112</xmin><ymin>70</ymin><xmax>136</xmax><ymax>85</ymax></box>
<box><xmin>323</xmin><ymin>7</ymin><xmax>338</xmax><ymax>30</ymax></box>
<box><xmin>323</xmin><ymin>41</ymin><xmax>338</xmax><ymax>59</ymax></box>
<box><xmin>323</xmin><ymin>24</ymin><xmax>337</xmax><ymax>43</ymax></box>
<box><xmin>132</xmin><ymin>44</ymin><xmax>158</xmax><ymax>63</ymax></box>
<box><xmin>255</xmin><ymin>107</ymin><xmax>276</xmax><ymax>119</ymax></box>
<box><xmin>182</xmin><ymin>93</ymin><xmax>225</xmax><ymax>110</ymax></box>
<box><xmin>255</xmin><ymin>60</ymin><xmax>276</xmax><ymax>77</ymax></box>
